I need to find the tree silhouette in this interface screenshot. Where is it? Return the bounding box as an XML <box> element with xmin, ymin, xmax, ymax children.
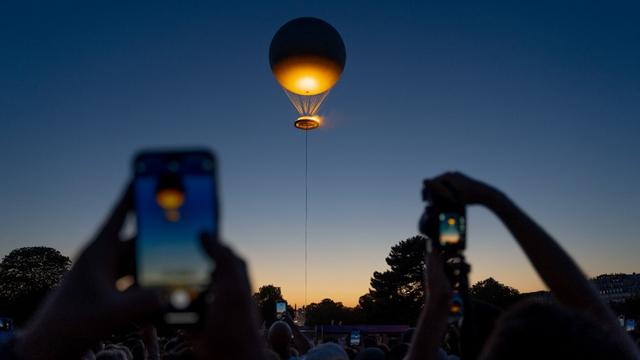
<box><xmin>304</xmin><ymin>298</ymin><xmax>361</xmax><ymax>326</ymax></box>
<box><xmin>469</xmin><ymin>277</ymin><xmax>520</xmax><ymax>309</ymax></box>
<box><xmin>362</xmin><ymin>236</ymin><xmax>426</xmax><ymax>325</ymax></box>
<box><xmin>0</xmin><ymin>247</ymin><xmax>71</xmax><ymax>324</ymax></box>
<box><xmin>253</xmin><ymin>284</ymin><xmax>287</xmax><ymax>326</ymax></box>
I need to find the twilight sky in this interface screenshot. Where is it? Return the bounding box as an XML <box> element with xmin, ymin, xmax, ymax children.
<box><xmin>1</xmin><ymin>0</ymin><xmax>639</xmax><ymax>307</ymax></box>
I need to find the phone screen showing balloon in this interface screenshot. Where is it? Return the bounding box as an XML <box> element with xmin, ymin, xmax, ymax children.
<box><xmin>439</xmin><ymin>212</ymin><xmax>466</xmax><ymax>247</ymax></box>
<box><xmin>133</xmin><ymin>150</ymin><xmax>217</xmax><ymax>325</ymax></box>
<box><xmin>276</xmin><ymin>300</ymin><xmax>287</xmax><ymax>318</ymax></box>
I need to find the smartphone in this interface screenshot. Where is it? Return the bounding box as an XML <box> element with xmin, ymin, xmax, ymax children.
<box><xmin>276</xmin><ymin>300</ymin><xmax>287</xmax><ymax>319</ymax></box>
<box><xmin>438</xmin><ymin>211</ymin><xmax>466</xmax><ymax>248</ymax></box>
<box><xmin>419</xmin><ymin>185</ymin><xmax>466</xmax><ymax>253</ymax></box>
<box><xmin>350</xmin><ymin>330</ymin><xmax>361</xmax><ymax>346</ymax></box>
<box><xmin>133</xmin><ymin>150</ymin><xmax>218</xmax><ymax>325</ymax></box>
<box><xmin>0</xmin><ymin>318</ymin><xmax>13</xmax><ymax>343</ymax></box>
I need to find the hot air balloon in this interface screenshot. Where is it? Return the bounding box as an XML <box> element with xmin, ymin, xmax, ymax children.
<box><xmin>156</xmin><ymin>175</ymin><xmax>185</xmax><ymax>222</ymax></box>
<box><xmin>269</xmin><ymin>17</ymin><xmax>346</xmax><ymax>307</ymax></box>
<box><xmin>269</xmin><ymin>17</ymin><xmax>346</xmax><ymax>130</ymax></box>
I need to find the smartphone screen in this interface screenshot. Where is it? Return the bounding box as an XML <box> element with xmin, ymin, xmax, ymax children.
<box><xmin>134</xmin><ymin>150</ymin><xmax>217</xmax><ymax>325</ymax></box>
<box><xmin>350</xmin><ymin>330</ymin><xmax>361</xmax><ymax>346</ymax></box>
<box><xmin>439</xmin><ymin>212</ymin><xmax>466</xmax><ymax>247</ymax></box>
<box><xmin>276</xmin><ymin>300</ymin><xmax>287</xmax><ymax>314</ymax></box>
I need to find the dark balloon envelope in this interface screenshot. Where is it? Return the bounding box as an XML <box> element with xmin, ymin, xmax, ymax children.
<box><xmin>269</xmin><ymin>17</ymin><xmax>346</xmax><ymax>96</ymax></box>
<box><xmin>269</xmin><ymin>17</ymin><xmax>346</xmax><ymax>130</ymax></box>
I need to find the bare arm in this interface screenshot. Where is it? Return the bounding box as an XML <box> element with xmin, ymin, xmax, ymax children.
<box><xmin>406</xmin><ymin>252</ymin><xmax>451</xmax><ymax>360</ymax></box>
<box><xmin>486</xmin><ymin>192</ymin><xmax>609</xmax><ymax>318</ymax></box>
<box><xmin>425</xmin><ymin>172</ymin><xmax>640</xmax><ymax>357</ymax></box>
<box><xmin>196</xmin><ymin>234</ymin><xmax>266</xmax><ymax>360</ymax></box>
<box><xmin>283</xmin><ymin>313</ymin><xmax>312</xmax><ymax>355</ymax></box>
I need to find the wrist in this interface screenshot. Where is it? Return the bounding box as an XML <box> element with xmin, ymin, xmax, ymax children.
<box><xmin>481</xmin><ymin>187</ymin><xmax>509</xmax><ymax>212</ymax></box>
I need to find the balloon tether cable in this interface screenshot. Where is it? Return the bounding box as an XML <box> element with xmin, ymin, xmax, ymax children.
<box><xmin>304</xmin><ymin>130</ymin><xmax>308</xmax><ymax>307</ymax></box>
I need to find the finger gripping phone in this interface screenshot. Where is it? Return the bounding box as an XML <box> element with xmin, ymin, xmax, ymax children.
<box><xmin>133</xmin><ymin>150</ymin><xmax>219</xmax><ymax>326</ymax></box>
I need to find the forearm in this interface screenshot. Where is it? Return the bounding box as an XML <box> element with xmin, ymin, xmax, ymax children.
<box><xmin>487</xmin><ymin>192</ymin><xmax>602</xmax><ymax>309</ymax></box>
<box><xmin>406</xmin><ymin>299</ymin><xmax>449</xmax><ymax>360</ymax></box>
<box><xmin>424</xmin><ymin>172</ymin><xmax>640</xmax><ymax>357</ymax></box>
<box><xmin>486</xmin><ymin>191</ymin><xmax>640</xmax><ymax>357</ymax></box>
<box><xmin>291</xmin><ymin>326</ymin><xmax>312</xmax><ymax>355</ymax></box>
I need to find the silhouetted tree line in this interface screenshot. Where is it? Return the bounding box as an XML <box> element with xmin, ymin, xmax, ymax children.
<box><xmin>0</xmin><ymin>247</ymin><xmax>71</xmax><ymax>325</ymax></box>
<box><xmin>252</xmin><ymin>236</ymin><xmax>524</xmax><ymax>326</ymax></box>
<box><xmin>3</xmin><ymin>241</ymin><xmax>636</xmax><ymax>327</ymax></box>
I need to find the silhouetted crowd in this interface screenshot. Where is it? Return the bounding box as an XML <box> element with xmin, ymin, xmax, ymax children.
<box><xmin>1</xmin><ymin>172</ymin><xmax>639</xmax><ymax>359</ymax></box>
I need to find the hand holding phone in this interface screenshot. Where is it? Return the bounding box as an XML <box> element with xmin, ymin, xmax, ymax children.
<box><xmin>11</xmin><ymin>185</ymin><xmax>161</xmax><ymax>360</ymax></box>
<box><xmin>133</xmin><ymin>150</ymin><xmax>219</xmax><ymax>325</ymax></box>
<box><xmin>276</xmin><ymin>300</ymin><xmax>287</xmax><ymax>319</ymax></box>
<box><xmin>195</xmin><ymin>233</ymin><xmax>265</xmax><ymax>360</ymax></box>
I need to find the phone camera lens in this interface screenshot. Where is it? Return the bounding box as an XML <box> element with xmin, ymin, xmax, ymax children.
<box><xmin>168</xmin><ymin>162</ymin><xmax>180</xmax><ymax>172</ymax></box>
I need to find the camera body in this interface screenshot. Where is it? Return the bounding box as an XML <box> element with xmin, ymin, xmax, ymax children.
<box><xmin>419</xmin><ymin>189</ymin><xmax>466</xmax><ymax>255</ymax></box>
<box><xmin>419</xmin><ymin>186</ymin><xmax>469</xmax><ymax>325</ymax></box>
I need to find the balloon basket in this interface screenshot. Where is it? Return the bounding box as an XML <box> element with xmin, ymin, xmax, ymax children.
<box><xmin>294</xmin><ymin>116</ymin><xmax>321</xmax><ymax>130</ymax></box>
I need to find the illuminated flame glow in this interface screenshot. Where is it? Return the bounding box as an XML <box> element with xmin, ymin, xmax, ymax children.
<box><xmin>272</xmin><ymin>55</ymin><xmax>342</xmax><ymax>96</ymax></box>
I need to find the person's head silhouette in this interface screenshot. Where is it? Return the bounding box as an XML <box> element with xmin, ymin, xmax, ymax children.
<box><xmin>268</xmin><ymin>321</ymin><xmax>293</xmax><ymax>359</ymax></box>
<box><xmin>480</xmin><ymin>301</ymin><xmax>632</xmax><ymax>360</ymax></box>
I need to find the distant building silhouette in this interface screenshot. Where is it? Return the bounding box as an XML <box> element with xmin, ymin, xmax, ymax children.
<box><xmin>519</xmin><ymin>273</ymin><xmax>640</xmax><ymax>305</ymax></box>
<box><xmin>592</xmin><ymin>273</ymin><xmax>640</xmax><ymax>302</ymax></box>
<box><xmin>521</xmin><ymin>290</ymin><xmax>555</xmax><ymax>304</ymax></box>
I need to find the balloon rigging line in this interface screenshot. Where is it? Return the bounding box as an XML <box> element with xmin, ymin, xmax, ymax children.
<box><xmin>304</xmin><ymin>130</ymin><xmax>308</xmax><ymax>307</ymax></box>
<box><xmin>285</xmin><ymin>90</ymin><xmax>331</xmax><ymax>115</ymax></box>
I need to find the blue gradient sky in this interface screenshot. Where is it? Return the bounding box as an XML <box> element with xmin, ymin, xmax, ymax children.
<box><xmin>1</xmin><ymin>0</ymin><xmax>639</xmax><ymax>306</ymax></box>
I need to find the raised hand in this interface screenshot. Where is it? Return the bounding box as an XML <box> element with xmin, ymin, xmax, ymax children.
<box><xmin>423</xmin><ymin>171</ymin><xmax>500</xmax><ymax>206</ymax></box>
<box><xmin>14</xmin><ymin>184</ymin><xmax>162</xmax><ymax>360</ymax></box>
<box><xmin>194</xmin><ymin>233</ymin><xmax>265</xmax><ymax>360</ymax></box>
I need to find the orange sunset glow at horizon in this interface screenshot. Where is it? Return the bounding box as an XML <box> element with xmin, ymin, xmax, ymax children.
<box><xmin>248</xmin><ymin>254</ymin><xmax>550</xmax><ymax>307</ymax></box>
